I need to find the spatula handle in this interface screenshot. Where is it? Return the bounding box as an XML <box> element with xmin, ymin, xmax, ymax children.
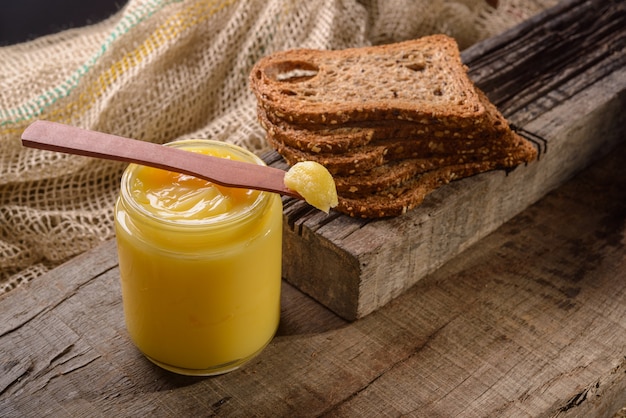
<box><xmin>21</xmin><ymin>121</ymin><xmax>301</xmax><ymax>198</ymax></box>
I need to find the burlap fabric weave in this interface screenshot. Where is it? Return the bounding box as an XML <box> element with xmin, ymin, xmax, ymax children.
<box><xmin>0</xmin><ymin>0</ymin><xmax>557</xmax><ymax>295</ymax></box>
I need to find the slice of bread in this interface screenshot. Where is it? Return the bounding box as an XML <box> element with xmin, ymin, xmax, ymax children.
<box><xmin>332</xmin><ymin>148</ymin><xmax>533</xmax><ymax>196</ymax></box>
<box><xmin>267</xmin><ymin>129</ymin><xmax>536</xmax><ymax>175</ymax></box>
<box><xmin>257</xmin><ymin>86</ymin><xmax>512</xmax><ymax>155</ymax></box>
<box><xmin>258</xmin><ymin>106</ymin><xmax>506</xmax><ymax>154</ymax></box>
<box><xmin>336</xmin><ymin>161</ymin><xmax>507</xmax><ymax>218</ymax></box>
<box><xmin>250</xmin><ymin>35</ymin><xmax>489</xmax><ymax>127</ymax></box>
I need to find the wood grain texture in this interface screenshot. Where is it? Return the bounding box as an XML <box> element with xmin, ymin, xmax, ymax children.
<box><xmin>274</xmin><ymin>0</ymin><xmax>626</xmax><ymax>320</ymax></box>
<box><xmin>1</xmin><ymin>131</ymin><xmax>625</xmax><ymax>418</ymax></box>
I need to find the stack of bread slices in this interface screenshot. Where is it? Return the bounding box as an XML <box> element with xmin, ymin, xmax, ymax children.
<box><xmin>250</xmin><ymin>34</ymin><xmax>537</xmax><ymax>218</ymax></box>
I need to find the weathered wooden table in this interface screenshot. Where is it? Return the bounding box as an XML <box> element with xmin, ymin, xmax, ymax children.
<box><xmin>2</xmin><ymin>0</ymin><xmax>626</xmax><ymax>416</ymax></box>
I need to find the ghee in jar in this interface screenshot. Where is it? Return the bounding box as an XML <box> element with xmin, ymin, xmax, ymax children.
<box><xmin>114</xmin><ymin>139</ymin><xmax>282</xmax><ymax>376</ymax></box>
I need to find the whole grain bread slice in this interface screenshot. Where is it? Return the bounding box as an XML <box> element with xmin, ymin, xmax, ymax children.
<box><xmin>257</xmin><ymin>86</ymin><xmax>513</xmax><ymax>156</ymax></box>
<box><xmin>332</xmin><ymin>147</ymin><xmax>533</xmax><ymax>196</ymax></box>
<box><xmin>267</xmin><ymin>129</ymin><xmax>537</xmax><ymax>175</ymax></box>
<box><xmin>250</xmin><ymin>35</ymin><xmax>489</xmax><ymax>127</ymax></box>
<box><xmin>335</xmin><ymin>161</ymin><xmax>508</xmax><ymax>218</ymax></box>
<box><xmin>258</xmin><ymin>106</ymin><xmax>506</xmax><ymax>154</ymax></box>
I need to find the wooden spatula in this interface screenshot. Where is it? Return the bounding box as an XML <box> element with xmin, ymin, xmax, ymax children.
<box><xmin>21</xmin><ymin>120</ymin><xmax>302</xmax><ymax>199</ymax></box>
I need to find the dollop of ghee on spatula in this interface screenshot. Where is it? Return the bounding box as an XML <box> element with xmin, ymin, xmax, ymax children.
<box><xmin>284</xmin><ymin>161</ymin><xmax>338</xmax><ymax>213</ymax></box>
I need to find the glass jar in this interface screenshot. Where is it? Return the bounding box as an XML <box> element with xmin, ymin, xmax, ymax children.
<box><xmin>114</xmin><ymin>139</ymin><xmax>282</xmax><ymax>376</ymax></box>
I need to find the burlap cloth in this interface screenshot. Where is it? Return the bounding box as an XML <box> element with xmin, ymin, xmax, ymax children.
<box><xmin>0</xmin><ymin>0</ymin><xmax>558</xmax><ymax>295</ymax></box>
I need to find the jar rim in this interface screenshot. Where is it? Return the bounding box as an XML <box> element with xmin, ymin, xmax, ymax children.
<box><xmin>119</xmin><ymin>139</ymin><xmax>270</xmax><ymax>230</ymax></box>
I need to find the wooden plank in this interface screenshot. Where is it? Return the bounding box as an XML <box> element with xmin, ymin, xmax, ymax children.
<box><xmin>273</xmin><ymin>0</ymin><xmax>626</xmax><ymax>320</ymax></box>
<box><xmin>1</xmin><ymin>133</ymin><xmax>625</xmax><ymax>417</ymax></box>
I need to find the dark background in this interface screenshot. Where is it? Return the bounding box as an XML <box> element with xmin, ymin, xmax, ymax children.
<box><xmin>0</xmin><ymin>0</ymin><xmax>128</xmax><ymax>45</ymax></box>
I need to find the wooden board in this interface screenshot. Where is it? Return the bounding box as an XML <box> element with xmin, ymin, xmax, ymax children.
<box><xmin>1</xmin><ymin>125</ymin><xmax>625</xmax><ymax>418</ymax></box>
<box><xmin>270</xmin><ymin>0</ymin><xmax>626</xmax><ymax>320</ymax></box>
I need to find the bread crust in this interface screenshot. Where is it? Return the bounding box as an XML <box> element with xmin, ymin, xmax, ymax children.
<box><xmin>257</xmin><ymin>85</ymin><xmax>512</xmax><ymax>154</ymax></box>
<box><xmin>333</xmin><ymin>139</ymin><xmax>536</xmax><ymax>196</ymax></box>
<box><xmin>258</xmin><ymin>105</ymin><xmax>509</xmax><ymax>154</ymax></box>
<box><xmin>267</xmin><ymin>129</ymin><xmax>535</xmax><ymax>175</ymax></box>
<box><xmin>335</xmin><ymin>161</ymin><xmax>507</xmax><ymax>218</ymax></box>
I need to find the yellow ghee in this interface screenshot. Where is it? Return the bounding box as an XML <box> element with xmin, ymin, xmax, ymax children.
<box><xmin>114</xmin><ymin>139</ymin><xmax>282</xmax><ymax>376</ymax></box>
<box><xmin>284</xmin><ymin>161</ymin><xmax>338</xmax><ymax>213</ymax></box>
